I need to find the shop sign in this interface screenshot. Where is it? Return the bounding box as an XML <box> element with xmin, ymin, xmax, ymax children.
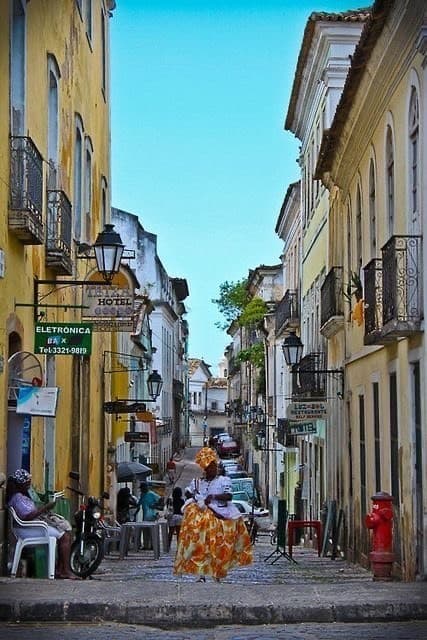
<box><xmin>82</xmin><ymin>269</ymin><xmax>135</xmax><ymax>332</ymax></box>
<box><xmin>34</xmin><ymin>322</ymin><xmax>92</xmax><ymax>356</ymax></box>
<box><xmin>124</xmin><ymin>432</ymin><xmax>149</xmax><ymax>443</ymax></box>
<box><xmin>286</xmin><ymin>401</ymin><xmax>328</xmax><ymax>422</ymax></box>
<box><xmin>288</xmin><ymin>421</ymin><xmax>317</xmax><ymax>436</ymax></box>
<box><xmin>16</xmin><ymin>386</ymin><xmax>59</xmax><ymax>417</ymax></box>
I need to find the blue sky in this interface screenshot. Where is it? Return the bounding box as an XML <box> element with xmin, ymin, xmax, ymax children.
<box><xmin>110</xmin><ymin>0</ymin><xmax>363</xmax><ymax>374</ymax></box>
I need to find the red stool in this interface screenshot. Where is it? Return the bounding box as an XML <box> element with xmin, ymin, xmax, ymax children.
<box><xmin>288</xmin><ymin>520</ymin><xmax>322</xmax><ymax>558</ymax></box>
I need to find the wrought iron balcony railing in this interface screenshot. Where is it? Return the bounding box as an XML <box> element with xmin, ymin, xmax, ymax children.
<box><xmin>9</xmin><ymin>136</ymin><xmax>44</xmax><ymax>244</ymax></box>
<box><xmin>382</xmin><ymin>235</ymin><xmax>423</xmax><ymax>337</ymax></box>
<box><xmin>291</xmin><ymin>352</ymin><xmax>326</xmax><ymax>398</ymax></box>
<box><xmin>364</xmin><ymin>258</ymin><xmax>383</xmax><ymax>345</ymax></box>
<box><xmin>364</xmin><ymin>236</ymin><xmax>423</xmax><ymax>344</ymax></box>
<box><xmin>320</xmin><ymin>267</ymin><xmax>344</xmax><ymax>335</ymax></box>
<box><xmin>45</xmin><ymin>190</ymin><xmax>72</xmax><ymax>274</ymax></box>
<box><xmin>275</xmin><ymin>289</ymin><xmax>299</xmax><ymax>334</ymax></box>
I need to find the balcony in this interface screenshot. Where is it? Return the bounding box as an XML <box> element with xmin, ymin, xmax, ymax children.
<box><xmin>275</xmin><ymin>289</ymin><xmax>299</xmax><ymax>335</ymax></box>
<box><xmin>45</xmin><ymin>190</ymin><xmax>73</xmax><ymax>274</ymax></box>
<box><xmin>9</xmin><ymin>136</ymin><xmax>44</xmax><ymax>244</ymax></box>
<box><xmin>292</xmin><ymin>352</ymin><xmax>326</xmax><ymax>398</ymax></box>
<box><xmin>364</xmin><ymin>236</ymin><xmax>423</xmax><ymax>345</ymax></box>
<box><xmin>364</xmin><ymin>258</ymin><xmax>384</xmax><ymax>345</ymax></box>
<box><xmin>320</xmin><ymin>267</ymin><xmax>344</xmax><ymax>338</ymax></box>
<box><xmin>382</xmin><ymin>235</ymin><xmax>423</xmax><ymax>338</ymax></box>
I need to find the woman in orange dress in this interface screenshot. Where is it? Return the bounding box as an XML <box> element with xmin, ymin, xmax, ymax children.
<box><xmin>173</xmin><ymin>447</ymin><xmax>252</xmax><ymax>582</ymax></box>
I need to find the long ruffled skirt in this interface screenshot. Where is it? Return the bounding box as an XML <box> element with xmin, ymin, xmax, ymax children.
<box><xmin>173</xmin><ymin>503</ymin><xmax>253</xmax><ymax>579</ymax></box>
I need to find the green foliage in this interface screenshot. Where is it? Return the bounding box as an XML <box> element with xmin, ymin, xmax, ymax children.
<box><xmin>237</xmin><ymin>342</ymin><xmax>265</xmax><ymax>368</ymax></box>
<box><xmin>212</xmin><ymin>279</ymin><xmax>250</xmax><ymax>330</ymax></box>
<box><xmin>344</xmin><ymin>271</ymin><xmax>363</xmax><ymax>303</ymax></box>
<box><xmin>238</xmin><ymin>297</ymin><xmax>268</xmax><ymax>328</ymax></box>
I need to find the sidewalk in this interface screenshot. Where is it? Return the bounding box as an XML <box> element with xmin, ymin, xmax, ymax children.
<box><xmin>0</xmin><ymin>451</ymin><xmax>426</xmax><ymax>628</ymax></box>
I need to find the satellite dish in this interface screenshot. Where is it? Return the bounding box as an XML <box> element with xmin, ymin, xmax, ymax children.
<box><xmin>8</xmin><ymin>351</ymin><xmax>43</xmax><ymax>403</ymax></box>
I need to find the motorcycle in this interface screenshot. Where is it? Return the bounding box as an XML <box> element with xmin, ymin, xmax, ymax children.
<box><xmin>67</xmin><ymin>472</ymin><xmax>110</xmax><ymax>579</ymax></box>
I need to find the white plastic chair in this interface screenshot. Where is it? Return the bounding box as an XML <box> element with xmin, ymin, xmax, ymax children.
<box><xmin>8</xmin><ymin>506</ymin><xmax>57</xmax><ymax>579</ymax></box>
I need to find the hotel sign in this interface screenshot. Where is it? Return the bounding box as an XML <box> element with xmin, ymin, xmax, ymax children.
<box><xmin>35</xmin><ymin>323</ymin><xmax>92</xmax><ymax>356</ymax></box>
<box><xmin>82</xmin><ymin>269</ymin><xmax>135</xmax><ymax>332</ymax></box>
<box><xmin>286</xmin><ymin>401</ymin><xmax>328</xmax><ymax>422</ymax></box>
<box><xmin>288</xmin><ymin>421</ymin><xmax>317</xmax><ymax>436</ymax></box>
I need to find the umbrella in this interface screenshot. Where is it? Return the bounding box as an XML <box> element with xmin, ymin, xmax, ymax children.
<box><xmin>116</xmin><ymin>461</ymin><xmax>152</xmax><ymax>483</ymax></box>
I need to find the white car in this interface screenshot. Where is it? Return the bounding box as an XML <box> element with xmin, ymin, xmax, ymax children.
<box><xmin>232</xmin><ymin>499</ymin><xmax>269</xmax><ymax>518</ymax></box>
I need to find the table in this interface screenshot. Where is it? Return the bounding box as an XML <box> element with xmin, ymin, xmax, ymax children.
<box><xmin>119</xmin><ymin>521</ymin><xmax>160</xmax><ymax>560</ymax></box>
<box><xmin>287</xmin><ymin>519</ymin><xmax>322</xmax><ymax>558</ymax></box>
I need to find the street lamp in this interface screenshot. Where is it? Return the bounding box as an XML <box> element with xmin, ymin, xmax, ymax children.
<box><xmin>281</xmin><ymin>331</ymin><xmax>344</xmax><ymax>393</ymax></box>
<box><xmin>281</xmin><ymin>331</ymin><xmax>304</xmax><ymax>367</ymax></box>
<box><xmin>147</xmin><ymin>370</ymin><xmax>163</xmax><ymax>401</ymax></box>
<box><xmin>93</xmin><ymin>223</ymin><xmax>125</xmax><ymax>285</ymax></box>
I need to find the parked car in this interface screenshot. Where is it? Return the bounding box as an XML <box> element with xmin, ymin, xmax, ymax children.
<box><xmin>225</xmin><ymin>471</ymin><xmax>248</xmax><ymax>479</ymax></box>
<box><xmin>232</xmin><ymin>490</ymin><xmax>253</xmax><ymax>503</ymax></box>
<box><xmin>232</xmin><ymin>500</ymin><xmax>269</xmax><ymax>518</ymax></box>
<box><xmin>217</xmin><ymin>439</ymin><xmax>240</xmax><ymax>457</ymax></box>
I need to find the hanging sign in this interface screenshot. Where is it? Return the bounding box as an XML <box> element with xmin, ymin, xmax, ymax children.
<box><xmin>286</xmin><ymin>401</ymin><xmax>328</xmax><ymax>422</ymax></box>
<box><xmin>288</xmin><ymin>421</ymin><xmax>317</xmax><ymax>436</ymax></box>
<box><xmin>16</xmin><ymin>386</ymin><xmax>59</xmax><ymax>417</ymax></box>
<box><xmin>35</xmin><ymin>323</ymin><xmax>92</xmax><ymax>356</ymax></box>
<box><xmin>82</xmin><ymin>269</ymin><xmax>135</xmax><ymax>332</ymax></box>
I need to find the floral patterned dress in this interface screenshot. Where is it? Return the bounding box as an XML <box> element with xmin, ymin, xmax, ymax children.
<box><xmin>173</xmin><ymin>475</ymin><xmax>253</xmax><ymax>579</ymax></box>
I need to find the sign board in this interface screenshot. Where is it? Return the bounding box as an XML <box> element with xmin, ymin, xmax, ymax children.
<box><xmin>124</xmin><ymin>431</ymin><xmax>149</xmax><ymax>443</ymax></box>
<box><xmin>104</xmin><ymin>401</ymin><xmax>147</xmax><ymax>414</ymax></box>
<box><xmin>35</xmin><ymin>323</ymin><xmax>92</xmax><ymax>356</ymax></box>
<box><xmin>288</xmin><ymin>421</ymin><xmax>317</xmax><ymax>436</ymax></box>
<box><xmin>16</xmin><ymin>386</ymin><xmax>59</xmax><ymax>417</ymax></box>
<box><xmin>82</xmin><ymin>269</ymin><xmax>135</xmax><ymax>332</ymax></box>
<box><xmin>286</xmin><ymin>401</ymin><xmax>328</xmax><ymax>422</ymax></box>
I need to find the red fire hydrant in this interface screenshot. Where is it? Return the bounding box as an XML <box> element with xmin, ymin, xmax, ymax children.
<box><xmin>365</xmin><ymin>491</ymin><xmax>395</xmax><ymax>581</ymax></box>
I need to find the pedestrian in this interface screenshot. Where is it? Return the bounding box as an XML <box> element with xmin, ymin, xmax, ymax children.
<box><xmin>166</xmin><ymin>456</ymin><xmax>176</xmax><ymax>485</ymax></box>
<box><xmin>173</xmin><ymin>447</ymin><xmax>253</xmax><ymax>582</ymax></box>
<box><xmin>166</xmin><ymin>486</ymin><xmax>185</xmax><ymax>547</ymax></box>
<box><xmin>6</xmin><ymin>469</ymin><xmax>76</xmax><ymax>579</ymax></box>
<box><xmin>135</xmin><ymin>481</ymin><xmax>162</xmax><ymax>549</ymax></box>
<box><xmin>116</xmin><ymin>487</ymin><xmax>137</xmax><ymax>524</ymax></box>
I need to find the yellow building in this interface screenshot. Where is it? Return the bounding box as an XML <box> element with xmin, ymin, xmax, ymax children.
<box><xmin>317</xmin><ymin>1</ymin><xmax>426</xmax><ymax>580</ymax></box>
<box><xmin>0</xmin><ymin>0</ymin><xmax>117</xmax><ymax>564</ymax></box>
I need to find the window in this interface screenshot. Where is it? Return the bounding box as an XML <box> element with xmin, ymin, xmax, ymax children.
<box><xmin>83</xmin><ymin>136</ymin><xmax>93</xmax><ymax>241</ymax></box>
<box><xmin>10</xmin><ymin>0</ymin><xmax>26</xmax><ymax>135</ymax></box>
<box><xmin>369</xmin><ymin>160</ymin><xmax>377</xmax><ymax>258</ymax></box>
<box><xmin>346</xmin><ymin>200</ymin><xmax>352</xmax><ymax>289</ymax></box>
<box><xmin>408</xmin><ymin>87</ymin><xmax>419</xmax><ymax>232</ymax></box>
<box><xmin>85</xmin><ymin>0</ymin><xmax>93</xmax><ymax>44</ymax></box>
<box><xmin>73</xmin><ymin>115</ymin><xmax>84</xmax><ymax>240</ymax></box>
<box><xmin>389</xmin><ymin>372</ymin><xmax>399</xmax><ymax>502</ymax></box>
<box><xmin>101</xmin><ymin>9</ymin><xmax>107</xmax><ymax>96</ymax></box>
<box><xmin>373</xmin><ymin>382</ymin><xmax>381</xmax><ymax>492</ymax></box>
<box><xmin>356</xmin><ymin>185</ymin><xmax>362</xmax><ymax>271</ymax></box>
<box><xmin>211</xmin><ymin>401</ymin><xmax>217</xmax><ymax>411</ymax></box>
<box><xmin>47</xmin><ymin>55</ymin><xmax>60</xmax><ymax>189</ymax></box>
<box><xmin>386</xmin><ymin>126</ymin><xmax>395</xmax><ymax>236</ymax></box>
<box><xmin>359</xmin><ymin>395</ymin><xmax>366</xmax><ymax>516</ymax></box>
<box><xmin>100</xmin><ymin>176</ymin><xmax>108</xmax><ymax>228</ymax></box>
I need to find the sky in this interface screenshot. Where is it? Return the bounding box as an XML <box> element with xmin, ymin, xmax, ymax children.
<box><xmin>110</xmin><ymin>0</ymin><xmax>364</xmax><ymax>374</ymax></box>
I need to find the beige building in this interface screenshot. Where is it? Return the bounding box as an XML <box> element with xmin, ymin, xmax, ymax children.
<box><xmin>317</xmin><ymin>0</ymin><xmax>426</xmax><ymax>580</ymax></box>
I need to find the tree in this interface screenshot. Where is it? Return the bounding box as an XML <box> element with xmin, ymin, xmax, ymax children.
<box><xmin>212</xmin><ymin>279</ymin><xmax>250</xmax><ymax>330</ymax></box>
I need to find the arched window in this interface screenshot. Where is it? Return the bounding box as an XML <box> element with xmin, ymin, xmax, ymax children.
<box><xmin>386</xmin><ymin>126</ymin><xmax>395</xmax><ymax>237</ymax></box>
<box><xmin>368</xmin><ymin>160</ymin><xmax>377</xmax><ymax>258</ymax></box>
<box><xmin>11</xmin><ymin>0</ymin><xmax>26</xmax><ymax>135</ymax></box>
<box><xmin>47</xmin><ymin>55</ymin><xmax>60</xmax><ymax>189</ymax></box>
<box><xmin>84</xmin><ymin>136</ymin><xmax>93</xmax><ymax>241</ymax></box>
<box><xmin>73</xmin><ymin>114</ymin><xmax>84</xmax><ymax>240</ymax></box>
<box><xmin>408</xmin><ymin>86</ymin><xmax>420</xmax><ymax>233</ymax></box>
<box><xmin>101</xmin><ymin>176</ymin><xmax>108</xmax><ymax>228</ymax></box>
<box><xmin>356</xmin><ymin>184</ymin><xmax>362</xmax><ymax>271</ymax></box>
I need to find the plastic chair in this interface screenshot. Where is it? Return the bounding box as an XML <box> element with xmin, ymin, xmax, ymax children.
<box><xmin>8</xmin><ymin>506</ymin><xmax>57</xmax><ymax>579</ymax></box>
